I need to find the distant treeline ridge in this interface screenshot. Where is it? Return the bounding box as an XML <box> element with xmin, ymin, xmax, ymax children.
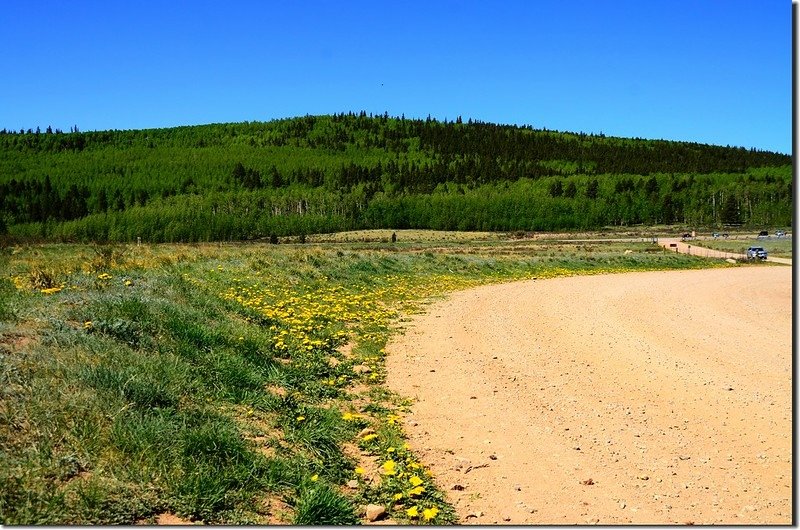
<box><xmin>0</xmin><ymin>113</ymin><xmax>791</xmax><ymax>242</ymax></box>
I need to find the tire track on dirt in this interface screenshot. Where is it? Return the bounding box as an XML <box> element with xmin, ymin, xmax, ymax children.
<box><xmin>385</xmin><ymin>266</ymin><xmax>792</xmax><ymax>524</ymax></box>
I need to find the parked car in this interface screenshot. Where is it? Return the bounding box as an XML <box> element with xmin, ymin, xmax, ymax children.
<box><xmin>747</xmin><ymin>246</ymin><xmax>768</xmax><ymax>260</ymax></box>
<box><xmin>775</xmin><ymin>230</ymin><xmax>786</xmax><ymax>237</ymax></box>
<box><xmin>758</xmin><ymin>230</ymin><xmax>769</xmax><ymax>238</ymax></box>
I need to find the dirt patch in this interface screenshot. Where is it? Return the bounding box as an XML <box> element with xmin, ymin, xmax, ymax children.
<box><xmin>154</xmin><ymin>513</ymin><xmax>195</xmax><ymax>525</ymax></box>
<box><xmin>256</xmin><ymin>496</ymin><xmax>292</xmax><ymax>524</ymax></box>
<box><xmin>386</xmin><ymin>267</ymin><xmax>792</xmax><ymax>524</ymax></box>
<box><xmin>0</xmin><ymin>332</ymin><xmax>36</xmax><ymax>353</ymax></box>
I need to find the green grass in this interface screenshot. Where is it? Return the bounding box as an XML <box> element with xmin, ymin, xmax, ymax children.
<box><xmin>293</xmin><ymin>482</ymin><xmax>359</xmax><ymax>525</ymax></box>
<box><xmin>0</xmin><ymin>233</ymin><xmax>735</xmax><ymax>524</ymax></box>
<box><xmin>692</xmin><ymin>236</ymin><xmax>793</xmax><ymax>258</ymax></box>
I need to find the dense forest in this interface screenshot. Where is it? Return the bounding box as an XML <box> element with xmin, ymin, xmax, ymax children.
<box><xmin>0</xmin><ymin>113</ymin><xmax>792</xmax><ymax>242</ymax></box>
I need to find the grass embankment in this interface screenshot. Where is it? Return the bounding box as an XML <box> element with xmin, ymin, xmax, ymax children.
<box><xmin>1</xmin><ymin>235</ymin><xmax>732</xmax><ymax>524</ymax></box>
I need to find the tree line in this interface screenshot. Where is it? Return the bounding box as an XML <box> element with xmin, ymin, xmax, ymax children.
<box><xmin>0</xmin><ymin>114</ymin><xmax>791</xmax><ymax>242</ymax></box>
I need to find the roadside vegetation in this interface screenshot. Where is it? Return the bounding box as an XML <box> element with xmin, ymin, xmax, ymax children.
<box><xmin>0</xmin><ymin>233</ymin><xmax>737</xmax><ymax>524</ymax></box>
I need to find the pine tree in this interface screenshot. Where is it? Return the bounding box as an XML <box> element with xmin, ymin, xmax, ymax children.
<box><xmin>721</xmin><ymin>194</ymin><xmax>740</xmax><ymax>225</ymax></box>
<box><xmin>586</xmin><ymin>179</ymin><xmax>599</xmax><ymax>199</ymax></box>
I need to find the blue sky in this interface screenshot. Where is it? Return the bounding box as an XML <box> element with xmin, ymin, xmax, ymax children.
<box><xmin>1</xmin><ymin>0</ymin><xmax>791</xmax><ymax>153</ymax></box>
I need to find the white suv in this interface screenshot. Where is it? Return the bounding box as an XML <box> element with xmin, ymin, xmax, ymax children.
<box><xmin>746</xmin><ymin>246</ymin><xmax>768</xmax><ymax>260</ymax></box>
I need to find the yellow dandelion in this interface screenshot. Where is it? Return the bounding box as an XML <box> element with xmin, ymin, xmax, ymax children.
<box><xmin>393</xmin><ymin>493</ymin><xmax>403</xmax><ymax>501</ymax></box>
<box><xmin>423</xmin><ymin>506</ymin><xmax>439</xmax><ymax>521</ymax></box>
<box><xmin>354</xmin><ymin>467</ymin><xmax>365</xmax><ymax>475</ymax></box>
<box><xmin>296</xmin><ymin>415</ymin><xmax>305</xmax><ymax>422</ymax></box>
<box><xmin>361</xmin><ymin>433</ymin><xmax>378</xmax><ymax>442</ymax></box>
<box><xmin>409</xmin><ymin>475</ymin><xmax>423</xmax><ymax>487</ymax></box>
<box><xmin>382</xmin><ymin>460</ymin><xmax>397</xmax><ymax>475</ymax></box>
<box><xmin>409</xmin><ymin>485</ymin><xmax>425</xmax><ymax>496</ymax></box>
<box><xmin>310</xmin><ymin>474</ymin><xmax>319</xmax><ymax>482</ymax></box>
<box><xmin>406</xmin><ymin>506</ymin><xmax>419</xmax><ymax>518</ymax></box>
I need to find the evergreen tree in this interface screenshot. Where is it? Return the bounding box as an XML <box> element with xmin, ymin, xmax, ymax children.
<box><xmin>97</xmin><ymin>188</ymin><xmax>108</xmax><ymax>212</ymax></box>
<box><xmin>721</xmin><ymin>194</ymin><xmax>740</xmax><ymax>225</ymax></box>
<box><xmin>586</xmin><ymin>179</ymin><xmax>599</xmax><ymax>199</ymax></box>
<box><xmin>549</xmin><ymin>180</ymin><xmax>563</xmax><ymax>197</ymax></box>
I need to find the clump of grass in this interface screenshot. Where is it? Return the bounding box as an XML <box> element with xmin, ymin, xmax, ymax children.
<box><xmin>0</xmin><ymin>277</ymin><xmax>16</xmax><ymax>321</ymax></box>
<box><xmin>279</xmin><ymin>404</ymin><xmax>356</xmax><ymax>482</ymax></box>
<box><xmin>80</xmin><ymin>363</ymin><xmax>179</xmax><ymax>410</ymax></box>
<box><xmin>293</xmin><ymin>482</ymin><xmax>358</xmax><ymax>525</ymax></box>
<box><xmin>89</xmin><ymin>244</ymin><xmax>130</xmax><ymax>271</ymax></box>
<box><xmin>59</xmin><ymin>477</ymin><xmax>161</xmax><ymax>525</ymax></box>
<box><xmin>28</xmin><ymin>267</ymin><xmax>58</xmax><ymax>290</ymax></box>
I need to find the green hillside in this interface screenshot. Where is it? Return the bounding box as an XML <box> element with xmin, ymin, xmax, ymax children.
<box><xmin>0</xmin><ymin>113</ymin><xmax>791</xmax><ymax>242</ymax></box>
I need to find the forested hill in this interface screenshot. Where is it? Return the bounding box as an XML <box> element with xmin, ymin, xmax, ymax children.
<box><xmin>0</xmin><ymin>113</ymin><xmax>792</xmax><ymax>242</ymax></box>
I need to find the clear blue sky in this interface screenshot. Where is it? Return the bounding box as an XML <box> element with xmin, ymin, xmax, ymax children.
<box><xmin>1</xmin><ymin>0</ymin><xmax>791</xmax><ymax>154</ymax></box>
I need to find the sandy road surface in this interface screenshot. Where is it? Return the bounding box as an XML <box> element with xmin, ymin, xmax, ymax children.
<box><xmin>386</xmin><ymin>267</ymin><xmax>792</xmax><ymax>524</ymax></box>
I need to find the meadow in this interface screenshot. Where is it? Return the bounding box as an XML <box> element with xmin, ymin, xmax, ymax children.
<box><xmin>692</xmin><ymin>235</ymin><xmax>793</xmax><ymax>258</ymax></box>
<box><xmin>0</xmin><ymin>233</ymin><xmax>735</xmax><ymax>524</ymax></box>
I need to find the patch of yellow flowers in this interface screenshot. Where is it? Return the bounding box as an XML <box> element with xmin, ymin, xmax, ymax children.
<box><xmin>357</xmin><ymin>424</ymin><xmax>444</xmax><ymax>524</ymax></box>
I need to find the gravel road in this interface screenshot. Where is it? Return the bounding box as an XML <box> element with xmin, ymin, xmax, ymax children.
<box><xmin>385</xmin><ymin>266</ymin><xmax>792</xmax><ymax>524</ymax></box>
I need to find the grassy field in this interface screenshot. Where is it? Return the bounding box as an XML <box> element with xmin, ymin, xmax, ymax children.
<box><xmin>692</xmin><ymin>236</ymin><xmax>793</xmax><ymax>258</ymax></box>
<box><xmin>0</xmin><ymin>234</ymin><xmax>737</xmax><ymax>524</ymax></box>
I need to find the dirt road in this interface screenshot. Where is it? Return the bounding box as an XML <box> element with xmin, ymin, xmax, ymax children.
<box><xmin>385</xmin><ymin>266</ymin><xmax>792</xmax><ymax>524</ymax></box>
<box><xmin>657</xmin><ymin>237</ymin><xmax>793</xmax><ymax>265</ymax></box>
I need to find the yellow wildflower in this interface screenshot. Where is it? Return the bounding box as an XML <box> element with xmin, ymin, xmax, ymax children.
<box><xmin>310</xmin><ymin>474</ymin><xmax>319</xmax><ymax>482</ymax></box>
<box><xmin>409</xmin><ymin>475</ymin><xmax>423</xmax><ymax>487</ymax></box>
<box><xmin>361</xmin><ymin>433</ymin><xmax>378</xmax><ymax>442</ymax></box>
<box><xmin>393</xmin><ymin>493</ymin><xmax>403</xmax><ymax>501</ymax></box>
<box><xmin>354</xmin><ymin>467</ymin><xmax>365</xmax><ymax>475</ymax></box>
<box><xmin>423</xmin><ymin>506</ymin><xmax>439</xmax><ymax>521</ymax></box>
<box><xmin>409</xmin><ymin>485</ymin><xmax>425</xmax><ymax>496</ymax></box>
<box><xmin>406</xmin><ymin>506</ymin><xmax>419</xmax><ymax>518</ymax></box>
<box><xmin>382</xmin><ymin>460</ymin><xmax>397</xmax><ymax>475</ymax></box>
<box><xmin>296</xmin><ymin>415</ymin><xmax>305</xmax><ymax>422</ymax></box>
